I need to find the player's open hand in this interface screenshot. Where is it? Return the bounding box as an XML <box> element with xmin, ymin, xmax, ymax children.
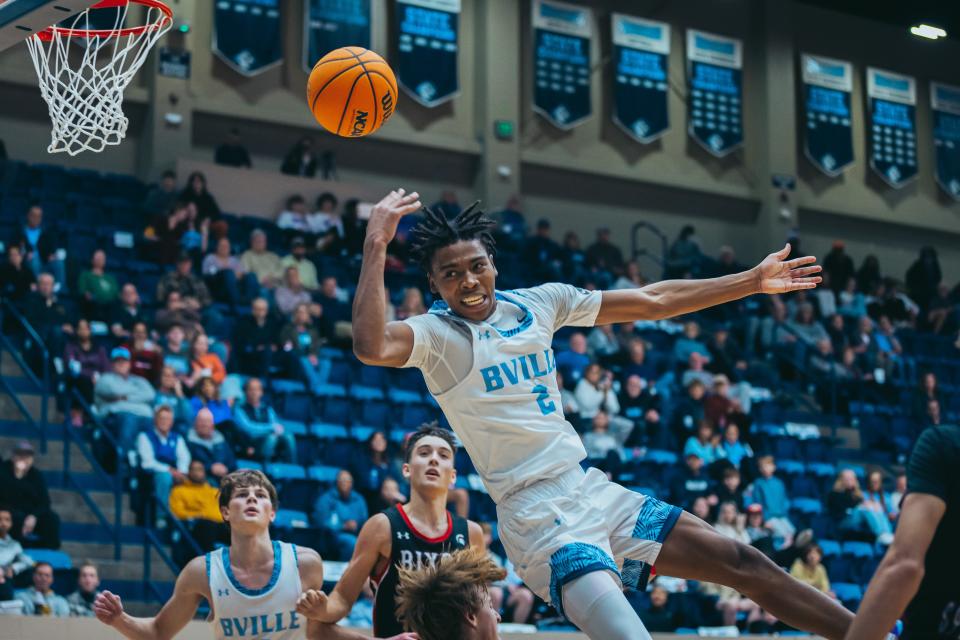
<box><xmin>755</xmin><ymin>243</ymin><xmax>823</xmax><ymax>295</ymax></box>
<box><xmin>296</xmin><ymin>588</ymin><xmax>332</xmax><ymax>622</ymax></box>
<box><xmin>93</xmin><ymin>590</ymin><xmax>124</xmax><ymax>625</ymax></box>
<box><xmin>366</xmin><ymin>188</ymin><xmax>422</xmax><ymax>246</ymax></box>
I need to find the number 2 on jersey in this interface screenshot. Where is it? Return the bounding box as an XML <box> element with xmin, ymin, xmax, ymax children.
<box><xmin>531</xmin><ymin>384</ymin><xmax>556</xmax><ymax>415</ymax></box>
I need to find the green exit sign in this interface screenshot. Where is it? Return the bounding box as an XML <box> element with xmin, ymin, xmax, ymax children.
<box><xmin>494</xmin><ymin>120</ymin><xmax>514</xmax><ymax>141</ymax></box>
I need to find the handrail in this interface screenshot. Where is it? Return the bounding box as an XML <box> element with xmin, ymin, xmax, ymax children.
<box><xmin>0</xmin><ymin>374</ymin><xmax>47</xmax><ymax>452</ymax></box>
<box><xmin>142</xmin><ymin>495</ymin><xmax>203</xmax><ymax>603</ymax></box>
<box><xmin>0</xmin><ymin>300</ymin><xmax>51</xmax><ymax>451</ymax></box>
<box><xmin>630</xmin><ymin>221</ymin><xmax>668</xmax><ymax>281</ymax></box>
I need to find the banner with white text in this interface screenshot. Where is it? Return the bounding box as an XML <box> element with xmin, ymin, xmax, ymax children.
<box><xmin>213</xmin><ymin>0</ymin><xmax>282</xmax><ymax>76</ymax></box>
<box><xmin>532</xmin><ymin>0</ymin><xmax>593</xmax><ymax>129</ymax></box>
<box><xmin>801</xmin><ymin>54</ymin><xmax>854</xmax><ymax>177</ymax></box>
<box><xmin>611</xmin><ymin>14</ymin><xmax>670</xmax><ymax>143</ymax></box>
<box><xmin>932</xmin><ymin>82</ymin><xmax>960</xmax><ymax>200</ymax></box>
<box><xmin>867</xmin><ymin>67</ymin><xmax>918</xmax><ymax>188</ymax></box>
<box><xmin>395</xmin><ymin>0</ymin><xmax>460</xmax><ymax>107</ymax></box>
<box><xmin>303</xmin><ymin>0</ymin><xmax>371</xmax><ymax>71</ymax></box>
<box><xmin>686</xmin><ymin>29</ymin><xmax>743</xmax><ymax>157</ymax></box>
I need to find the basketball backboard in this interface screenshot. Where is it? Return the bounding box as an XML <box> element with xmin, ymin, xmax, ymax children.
<box><xmin>0</xmin><ymin>0</ymin><xmax>98</xmax><ymax>52</ymax></box>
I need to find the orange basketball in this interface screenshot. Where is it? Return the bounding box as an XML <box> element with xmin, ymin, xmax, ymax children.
<box><xmin>307</xmin><ymin>47</ymin><xmax>398</xmax><ymax>138</ymax></box>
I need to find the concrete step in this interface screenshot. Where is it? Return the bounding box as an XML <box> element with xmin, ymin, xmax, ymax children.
<box><xmin>1</xmin><ymin>355</ymin><xmax>26</xmax><ymax>378</ymax></box>
<box><xmin>0</xmin><ymin>392</ymin><xmax>60</xmax><ymax>426</ymax></box>
<box><xmin>50</xmin><ymin>488</ymin><xmax>137</xmax><ymax>526</ymax></box>
<box><xmin>0</xmin><ymin>434</ymin><xmax>94</xmax><ymax>473</ymax></box>
<box><xmin>91</xmin><ymin>556</ymin><xmax>177</xmax><ymax>582</ymax></box>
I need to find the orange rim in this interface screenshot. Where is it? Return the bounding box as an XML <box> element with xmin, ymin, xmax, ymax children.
<box><xmin>35</xmin><ymin>0</ymin><xmax>172</xmax><ymax>41</ymax></box>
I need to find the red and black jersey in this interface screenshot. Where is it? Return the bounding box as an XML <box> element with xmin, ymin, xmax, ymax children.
<box><xmin>371</xmin><ymin>504</ymin><xmax>470</xmax><ymax>637</ymax></box>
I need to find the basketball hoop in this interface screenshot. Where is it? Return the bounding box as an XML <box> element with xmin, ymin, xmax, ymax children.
<box><xmin>24</xmin><ymin>0</ymin><xmax>173</xmax><ymax>155</ymax></box>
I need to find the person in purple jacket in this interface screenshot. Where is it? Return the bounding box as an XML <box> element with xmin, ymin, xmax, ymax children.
<box><xmin>64</xmin><ymin>318</ymin><xmax>110</xmax><ymax>425</ymax></box>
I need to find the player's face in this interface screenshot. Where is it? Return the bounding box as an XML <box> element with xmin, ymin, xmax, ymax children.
<box><xmin>223</xmin><ymin>484</ymin><xmax>276</xmax><ymax>532</ymax></box>
<box><xmin>468</xmin><ymin>588</ymin><xmax>502</xmax><ymax>639</ymax></box>
<box><xmin>403</xmin><ymin>436</ymin><xmax>455</xmax><ymax>493</ymax></box>
<box><xmin>428</xmin><ymin>240</ymin><xmax>498</xmax><ymax>322</ymax></box>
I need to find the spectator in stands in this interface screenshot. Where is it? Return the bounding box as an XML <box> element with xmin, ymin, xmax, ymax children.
<box><xmin>202</xmin><ymin>237</ymin><xmax>257</xmax><ymax>307</ymax></box>
<box><xmin>716</xmin><ymin>467</ymin><xmax>745</xmax><ymax>510</ymax></box>
<box><xmin>161</xmin><ymin>323</ymin><xmax>191</xmax><ymax>381</ymax></box>
<box><xmin>825</xmin><ymin>313</ymin><xmax>849</xmax><ymax>355</ymax></box>
<box><xmin>814</xmin><ymin>272</ymin><xmax>838</xmax><ymax>318</ymax></box>
<box><xmin>684</xmin><ymin>420</ymin><xmax>722</xmax><ymax>466</ymax></box>
<box><xmin>788</xmin><ymin>302</ymin><xmax>830</xmax><ymax>347</ymax></box>
<box><xmin>153</xmin><ymin>290</ymin><xmax>202</xmax><ymax>339</ymax></box>
<box><xmin>703</xmin><ymin>374</ymin><xmax>741</xmax><ymax>428</ymax></box>
<box><xmin>559</xmin><ymin>230</ymin><xmax>587</xmax><ymax>283</ymax></box>
<box><xmin>432</xmin><ymin>190</ymin><xmax>462</xmax><ymax>219</ymax></box>
<box><xmin>585</xmin><ymin>226</ymin><xmax>624</xmax><ymax>275</ymax></box>
<box><xmin>148</xmin><ymin>200</ymin><xmax>188</xmax><ymax>265</ymax></box>
<box><xmin>670</xmin><ymin>453</ymin><xmax>715</xmax><ymax>510</ymax></box>
<box><xmin>214</xmin><ymin>127</ymin><xmax>252</xmax><ymax>168</ymax></box>
<box><xmin>279</xmin><ymin>303</ymin><xmax>323</xmax><ymax>379</ymax></box>
<box><xmin>315</xmin><ymin>275</ymin><xmax>351</xmax><ymax>337</ymax></box>
<box><xmin>851</xmin><ymin>315</ymin><xmax>879</xmax><ymax>373</ymax></box>
<box><xmin>233</xmin><ymin>378</ymin><xmax>296</xmax><ymax>463</ymax></box>
<box><xmin>178</xmin><ymin>172</ymin><xmax>220</xmax><ymax>227</ymax></box>
<box><xmin>924</xmin><ymin>398</ymin><xmax>943</xmax><ymax>427</ymax></box>
<box><xmin>789</xmin><ymin>543</ymin><xmax>832</xmax><ymax>597</ymax></box>
<box><xmin>863</xmin><ymin>470</ymin><xmax>896</xmax><ymax>541</ymax></box>
<box><xmin>748</xmin><ymin>456</ymin><xmax>795</xmax><ymax>548</ymax></box>
<box><xmin>0</xmin><ymin>245</ymin><xmax>35</xmax><ymax>304</ymax></box>
<box><xmin>681</xmin><ymin>351</ymin><xmax>714</xmax><ymax>389</ymax></box>
<box><xmin>582</xmin><ymin>410</ymin><xmax>621</xmax><ymax>474</ymax></box>
<box><xmin>665</xmin><ymin>225</ymin><xmax>702</xmax><ymax>278</ymax></box>
<box><xmin>136</xmin><ymin>406</ymin><xmax>190</xmax><ymax>525</ymax></box>
<box><xmin>281</xmin><ymin>236</ymin><xmax>319</xmax><ymax>290</ymax></box>
<box><xmin>231</xmin><ymin>297</ymin><xmax>279</xmax><ymax>376</ymax></box>
<box><xmin>714</xmin><ymin>245</ymin><xmax>745</xmax><ymax>277</ymax></box>
<box><xmin>618</xmin><ymin>374</ymin><xmax>662</xmax><ymax>448</ymax></box>
<box><xmin>382</xmin><ymin>287</ymin><xmax>398</xmax><ymax>323</ymax></box>
<box><xmin>822</xmin><ymin>241</ymin><xmax>855</xmax><ymax>295</ymax></box>
<box><xmin>280</xmin><ymin>136</ymin><xmax>318</xmax><ymax>177</ymax></box>
<box><xmin>838</xmin><ymin>276</ymin><xmax>867</xmax><ymax>318</ymax></box>
<box><xmin>673</xmin><ymin>321</ymin><xmax>711</xmax><ymax>364</ymax></box>
<box><xmin>395</xmin><ymin>287</ymin><xmax>427</xmax><ymax>321</ymax></box>
<box><xmin>926</xmin><ymin>283</ymin><xmax>958</xmax><ymax>334</ymax></box>
<box><xmin>64</xmin><ymin>318</ymin><xmax>109</xmax><ymax>408</ymax></box>
<box><xmin>672</xmin><ymin>379</ymin><xmax>707</xmax><ymax>447</ymax></box>
<box><xmin>635</xmin><ymin>584</ymin><xmax>682</xmax><ymax>633</ymax></box>
<box><xmin>94</xmin><ymin>347</ymin><xmax>156</xmax><ymax>450</ymax></box>
<box><xmin>490</xmin><ymin>195</ymin><xmax>527</xmax><ymax>249</ymax></box>
<box><xmin>66</xmin><ymin>563</ymin><xmax>101</xmax><ymax>616</ymax></box>
<box><xmin>611</xmin><ymin>261</ymin><xmax>647</xmax><ymax>290</ymax></box>
<box><xmin>524</xmin><ymin>218</ymin><xmax>563</xmax><ymax>282</ymax></box>
<box><xmin>154</xmin><ymin>365</ymin><xmax>190</xmax><ymax>429</ymax></box>
<box><xmin>351</xmin><ymin>431</ymin><xmax>401</xmax><ymax>512</ymax></box>
<box><xmin>313</xmin><ymin>470</ymin><xmax>368</xmax><ymax>560</ymax></box>
<box><xmin>714</xmin><ymin>500</ymin><xmax>750</xmax><ymax>543</ymax></box>
<box><xmin>77</xmin><ymin>249</ymin><xmax>118</xmax><ymax>321</ymax></box>
<box><xmin>827</xmin><ymin>469</ymin><xmax>872</xmax><ymax>540</ymax></box>
<box><xmin>109</xmin><ymin>284</ymin><xmax>147</xmax><ymax>340</ymax></box>
<box><xmin>15</xmin><ymin>561</ymin><xmax>69</xmax><ymax>616</ymax></box>
<box><xmin>241</xmin><ymin>229</ymin><xmax>284</xmax><ymax>290</ymax></box>
<box><xmin>123</xmin><ymin>321</ymin><xmax>163</xmax><ymax>386</ymax></box>
<box><xmin>905</xmin><ymin>246</ymin><xmax>941</xmax><ymax>312</ymax></box>
<box><xmin>555</xmin><ymin>332</ymin><xmax>590</xmax><ymax>388</ymax></box>
<box><xmin>587</xmin><ymin>324</ymin><xmax>621</xmax><ymax>365</ymax></box>
<box><xmin>856</xmin><ymin>255</ymin><xmax>882</xmax><ymax>294</ymax></box>
<box><xmin>869</xmin><ymin>278</ymin><xmax>919</xmax><ymax>327</ymax></box>
<box><xmin>157</xmin><ymin>252</ymin><xmax>213</xmax><ymax>316</ymax></box>
<box><xmin>168</xmin><ymin>460</ymin><xmax>228</xmax><ymax>554</ymax></box>
<box><xmin>706</xmin><ymin>325</ymin><xmax>748</xmax><ymax>380</ymax></box>
<box><xmin>575</xmin><ymin>364</ymin><xmax>634</xmax><ymax>444</ymax></box>
<box><xmin>187</xmin><ymin>408</ymin><xmax>235</xmax><ymax>482</ymax></box>
<box><xmin>275</xmin><ymin>266</ymin><xmax>318</xmax><ymax>318</ymax></box>
<box><xmin>0</xmin><ymin>441</ymin><xmax>59</xmax><ymax>550</ymax></box>
<box><xmin>481</xmin><ymin>522</ymin><xmax>534</xmax><ymax>625</ymax></box>
<box><xmin>556</xmin><ymin>371</ymin><xmax>580</xmax><ymax>427</ymax></box>
<box><xmin>11</xmin><ymin>204</ymin><xmax>66</xmax><ymax>289</ymax></box>
<box><xmin>23</xmin><ymin>272</ymin><xmax>72</xmax><ymax>355</ymax></box>
<box><xmin>187</xmin><ymin>333</ymin><xmax>226</xmax><ymax>389</ymax></box>
<box><xmin>311</xmin><ymin>192</ymin><xmax>344</xmax><ymax>244</ymax></box>
<box><xmin>889</xmin><ymin>472</ymin><xmax>906</xmax><ymax>516</ymax></box>
<box><xmin>371</xmin><ymin>477</ymin><xmax>406</xmax><ymax>513</ymax></box>
<box><xmin>188</xmin><ymin>377</ymin><xmax>233</xmax><ymax>425</ymax></box>
<box><xmin>720</xmin><ymin>422</ymin><xmax>752</xmax><ymax>470</ymax></box>
<box><xmin>0</xmin><ymin>506</ymin><xmax>33</xmax><ymax>602</ymax></box>
<box><xmin>759</xmin><ymin>297</ymin><xmax>797</xmax><ymax>351</ymax></box>
<box><xmin>143</xmin><ymin>170</ymin><xmax>178</xmax><ymax>216</ymax></box>
<box><xmin>276</xmin><ymin>195</ymin><xmax>314</xmax><ymax>235</ymax></box>
<box><xmin>622</xmin><ymin>338</ymin><xmax>656</xmax><ymax>380</ymax></box>
<box><xmin>874</xmin><ymin>315</ymin><xmax>907</xmax><ymax>379</ymax></box>
<box><xmin>745</xmin><ymin>503</ymin><xmax>776</xmax><ymax>557</ymax></box>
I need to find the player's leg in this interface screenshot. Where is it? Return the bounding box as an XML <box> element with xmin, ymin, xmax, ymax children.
<box><xmin>560</xmin><ymin>570</ymin><xmax>652</xmax><ymax>640</ymax></box>
<box><xmin>506</xmin><ymin>585</ymin><xmax>534</xmax><ymax>624</ymax></box>
<box><xmin>655</xmin><ymin>511</ymin><xmax>853</xmax><ymax>640</ymax></box>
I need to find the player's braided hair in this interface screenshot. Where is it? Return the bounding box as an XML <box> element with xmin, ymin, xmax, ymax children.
<box><xmin>409</xmin><ymin>201</ymin><xmax>497</xmax><ymax>272</ymax></box>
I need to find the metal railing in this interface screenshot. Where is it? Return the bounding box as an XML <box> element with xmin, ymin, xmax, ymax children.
<box><xmin>630</xmin><ymin>221</ymin><xmax>668</xmax><ymax>281</ymax></box>
<box><xmin>0</xmin><ymin>299</ymin><xmax>50</xmax><ymax>452</ymax></box>
<box><xmin>142</xmin><ymin>494</ymin><xmax>204</xmax><ymax>602</ymax></box>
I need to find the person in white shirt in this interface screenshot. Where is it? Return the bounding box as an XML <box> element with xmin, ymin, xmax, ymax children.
<box><xmin>136</xmin><ymin>405</ymin><xmax>190</xmax><ymax>525</ymax></box>
<box><xmin>276</xmin><ymin>195</ymin><xmax>312</xmax><ymax>233</ymax></box>
<box><xmin>348</xmin><ymin>189</ymin><xmax>863</xmax><ymax>640</ymax></box>
<box><xmin>574</xmin><ymin>363</ymin><xmax>633</xmax><ymax>444</ymax></box>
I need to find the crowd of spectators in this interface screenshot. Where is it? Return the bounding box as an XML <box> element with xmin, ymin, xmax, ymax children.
<box><xmin>2</xmin><ymin>162</ymin><xmax>960</xmax><ymax>630</ymax></box>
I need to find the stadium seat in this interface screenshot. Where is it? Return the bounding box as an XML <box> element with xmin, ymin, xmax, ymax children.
<box><xmin>842</xmin><ymin>541</ymin><xmax>874</xmax><ymax>559</ymax></box>
<box><xmin>272</xmin><ymin>379</ymin><xmax>306</xmax><ymax>394</ymax></box>
<box><xmin>776</xmin><ymin>459</ymin><xmax>805</xmax><ymax>477</ymax></box>
<box><xmin>818</xmin><ymin>539</ymin><xmax>841</xmax><ymax>558</ymax></box>
<box><xmin>273</xmin><ymin>509</ymin><xmax>310</xmax><ymax>529</ymax></box>
<box><xmin>319</xmin><ymin>397</ymin><xmax>352</xmax><ymax>426</ymax></box>
<box><xmin>310</xmin><ymin>423</ymin><xmax>349</xmax><ymax>440</ymax></box>
<box><xmin>789</xmin><ymin>475</ymin><xmax>820</xmax><ymax>499</ymax></box>
<box><xmin>354</xmin><ymin>398</ymin><xmax>390</xmax><ymax>430</ymax></box>
<box><xmin>832</xmin><ymin>583</ymin><xmax>863</xmax><ymax>610</ymax></box>
<box><xmin>351</xmin><ymin>425</ymin><xmax>377</xmax><ymax>442</ymax></box>
<box><xmin>278</xmin><ymin>419</ymin><xmax>308</xmax><ymax>437</ymax></box>
<box><xmin>27</xmin><ymin>549</ymin><xmax>72</xmax><ymax>570</ymax></box>
<box><xmin>281</xmin><ymin>392</ymin><xmax>313</xmax><ymax>423</ymax></box>
<box><xmin>790</xmin><ymin>497</ymin><xmax>823</xmax><ymax>515</ymax></box>
<box><xmin>644</xmin><ymin>449</ymin><xmax>679</xmax><ymax>466</ymax></box>
<box><xmin>265</xmin><ymin>463</ymin><xmax>307</xmax><ymax>481</ymax></box>
<box><xmin>308</xmin><ymin>465</ymin><xmax>340</xmax><ymax>485</ymax></box>
<box><xmin>278</xmin><ymin>479</ymin><xmax>321</xmax><ymax>513</ymax></box>
<box><xmin>805</xmin><ymin>462</ymin><xmax>837</xmax><ymax>479</ymax></box>
<box><xmin>235</xmin><ymin>459</ymin><xmax>263</xmax><ymax>471</ymax></box>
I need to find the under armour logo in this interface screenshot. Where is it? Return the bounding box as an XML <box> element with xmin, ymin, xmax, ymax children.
<box><xmin>397</xmin><ymin>531</ymin><xmax>411</xmax><ymax>540</ymax></box>
<box><xmin>217</xmin><ymin>588</ymin><xmax>229</xmax><ymax>597</ymax></box>
<box><xmin>478</xmin><ymin>330</ymin><xmax>491</xmax><ymax>341</ymax></box>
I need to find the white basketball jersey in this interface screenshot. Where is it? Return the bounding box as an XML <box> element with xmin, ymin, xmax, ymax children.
<box><xmin>207</xmin><ymin>541</ymin><xmax>306</xmax><ymax>640</ymax></box>
<box><xmin>403</xmin><ymin>284</ymin><xmax>601</xmax><ymax>503</ymax></box>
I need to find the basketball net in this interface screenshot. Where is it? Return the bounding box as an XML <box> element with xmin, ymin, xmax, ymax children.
<box><xmin>24</xmin><ymin>0</ymin><xmax>172</xmax><ymax>155</ymax></box>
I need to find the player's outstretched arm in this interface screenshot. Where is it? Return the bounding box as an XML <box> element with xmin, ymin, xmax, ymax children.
<box><xmin>595</xmin><ymin>243</ymin><xmax>822</xmax><ymax>325</ymax></box>
<box><xmin>353</xmin><ymin>189</ymin><xmax>422</xmax><ymax>368</ymax></box>
<box><xmin>93</xmin><ymin>556</ymin><xmax>206</xmax><ymax>640</ymax></box>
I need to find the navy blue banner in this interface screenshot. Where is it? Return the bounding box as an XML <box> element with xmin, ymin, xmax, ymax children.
<box><xmin>932</xmin><ymin>82</ymin><xmax>960</xmax><ymax>200</ymax></box>
<box><xmin>395</xmin><ymin>0</ymin><xmax>460</xmax><ymax>107</ymax></box>
<box><xmin>611</xmin><ymin>14</ymin><xmax>669</xmax><ymax>143</ymax></box>
<box><xmin>303</xmin><ymin>0</ymin><xmax>371</xmax><ymax>71</ymax></box>
<box><xmin>532</xmin><ymin>0</ymin><xmax>592</xmax><ymax>130</ymax></box>
<box><xmin>867</xmin><ymin>68</ymin><xmax>917</xmax><ymax>188</ymax></box>
<box><xmin>801</xmin><ymin>54</ymin><xmax>854</xmax><ymax>177</ymax></box>
<box><xmin>213</xmin><ymin>0</ymin><xmax>282</xmax><ymax>76</ymax></box>
<box><xmin>686</xmin><ymin>30</ymin><xmax>743</xmax><ymax>157</ymax></box>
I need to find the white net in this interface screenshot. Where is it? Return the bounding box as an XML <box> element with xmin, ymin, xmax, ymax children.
<box><xmin>24</xmin><ymin>1</ymin><xmax>172</xmax><ymax>155</ymax></box>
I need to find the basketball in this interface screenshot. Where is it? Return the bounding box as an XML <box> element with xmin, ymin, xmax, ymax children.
<box><xmin>307</xmin><ymin>46</ymin><xmax>398</xmax><ymax>138</ymax></box>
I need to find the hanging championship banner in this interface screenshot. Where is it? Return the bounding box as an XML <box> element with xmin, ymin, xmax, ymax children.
<box><xmin>611</xmin><ymin>14</ymin><xmax>670</xmax><ymax>143</ymax></box>
<box><xmin>931</xmin><ymin>82</ymin><xmax>960</xmax><ymax>200</ymax></box>
<box><xmin>213</xmin><ymin>0</ymin><xmax>282</xmax><ymax>76</ymax></box>
<box><xmin>395</xmin><ymin>0</ymin><xmax>460</xmax><ymax>107</ymax></box>
<box><xmin>532</xmin><ymin>0</ymin><xmax>593</xmax><ymax>130</ymax></box>
<box><xmin>303</xmin><ymin>0</ymin><xmax>371</xmax><ymax>72</ymax></box>
<box><xmin>866</xmin><ymin>67</ymin><xmax>918</xmax><ymax>188</ymax></box>
<box><xmin>686</xmin><ymin>30</ymin><xmax>743</xmax><ymax>157</ymax></box>
<box><xmin>801</xmin><ymin>54</ymin><xmax>854</xmax><ymax>177</ymax></box>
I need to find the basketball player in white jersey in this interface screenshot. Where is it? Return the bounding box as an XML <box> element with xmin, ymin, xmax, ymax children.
<box><xmin>297</xmin><ymin>424</ymin><xmax>483</xmax><ymax>637</ymax></box>
<box><xmin>347</xmin><ymin>189</ymin><xmax>895</xmax><ymax>640</ymax></box>
<box><xmin>93</xmin><ymin>469</ymin><xmax>416</xmax><ymax>640</ymax></box>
